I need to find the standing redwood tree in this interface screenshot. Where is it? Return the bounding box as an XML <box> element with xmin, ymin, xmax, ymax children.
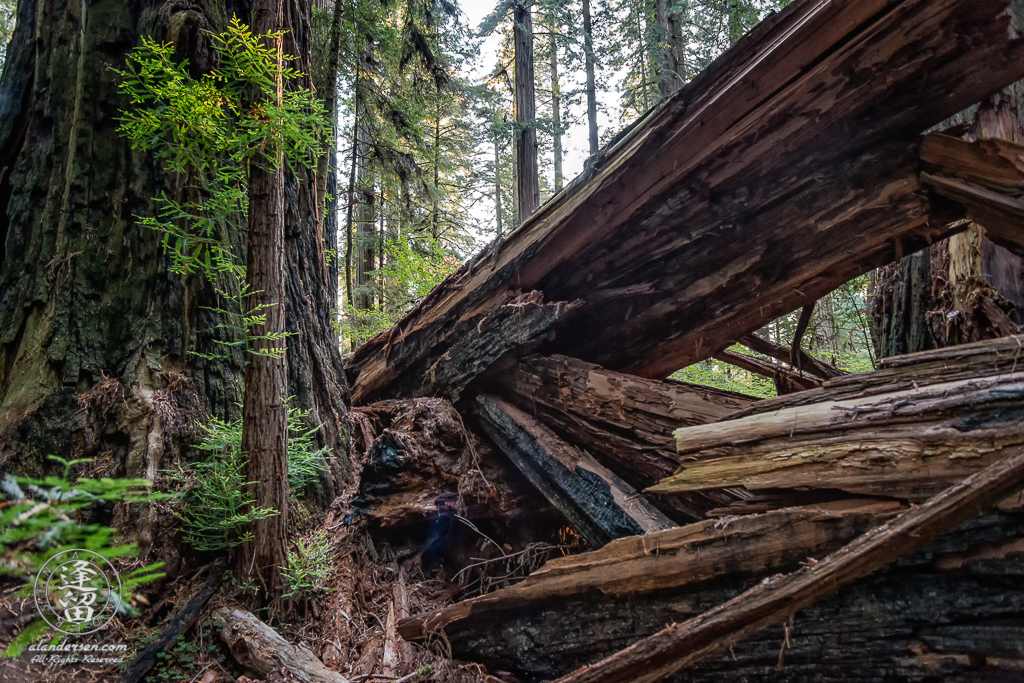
<box><xmin>239</xmin><ymin>0</ymin><xmax>290</xmax><ymax>601</ymax></box>
<box><xmin>514</xmin><ymin>0</ymin><xmax>539</xmax><ymax>223</ymax></box>
<box><xmin>0</xmin><ymin>0</ymin><xmax>349</xmax><ymax>575</ymax></box>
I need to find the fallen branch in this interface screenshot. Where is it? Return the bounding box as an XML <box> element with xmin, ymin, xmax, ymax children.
<box><xmin>552</xmin><ymin>446</ymin><xmax>1024</xmax><ymax>683</ymax></box>
<box><xmin>120</xmin><ymin>557</ymin><xmax>227</xmax><ymax>683</ymax></box>
<box><xmin>214</xmin><ymin>606</ymin><xmax>349</xmax><ymax>683</ymax></box>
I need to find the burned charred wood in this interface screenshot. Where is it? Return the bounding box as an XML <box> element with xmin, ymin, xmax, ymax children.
<box><xmin>397</xmin><ymin>508</ymin><xmax>889</xmax><ymax>643</ymax></box>
<box><xmin>553</xmin><ymin>447</ymin><xmax>1024</xmax><ymax>683</ymax></box>
<box><xmin>346</xmin><ymin>0</ymin><xmax>1024</xmax><ymax>404</ymax></box>
<box><xmin>494</xmin><ymin>354</ymin><xmax>751</xmax><ymax>520</ymax></box>
<box><xmin>737</xmin><ymin>334</ymin><xmax>845</xmax><ymax>380</ymax></box>
<box><xmin>476</xmin><ymin>395</ymin><xmax>675</xmax><ymax>547</ymax></box>
<box><xmin>652</xmin><ymin>369</ymin><xmax>1024</xmax><ymax>501</ymax></box>
<box><xmin>398</xmin><ymin>499</ymin><xmax>1024</xmax><ymax>682</ymax></box>
<box><xmin>712</xmin><ymin>350</ymin><xmax>821</xmax><ymax>394</ymax></box>
<box><xmin>120</xmin><ymin>558</ymin><xmax>227</xmax><ymax>683</ymax></box>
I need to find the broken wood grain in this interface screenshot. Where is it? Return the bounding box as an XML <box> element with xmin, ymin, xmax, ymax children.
<box><xmin>552</xmin><ymin>446</ymin><xmax>1024</xmax><ymax>683</ymax></box>
<box><xmin>476</xmin><ymin>395</ymin><xmax>674</xmax><ymax>547</ymax></box>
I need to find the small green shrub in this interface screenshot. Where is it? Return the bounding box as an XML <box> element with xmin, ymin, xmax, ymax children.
<box><xmin>0</xmin><ymin>456</ymin><xmax>166</xmax><ymax>656</ymax></box>
<box><xmin>165</xmin><ymin>406</ymin><xmax>330</xmax><ymax>552</ymax></box>
<box><xmin>282</xmin><ymin>530</ymin><xmax>333</xmax><ymax>600</ymax></box>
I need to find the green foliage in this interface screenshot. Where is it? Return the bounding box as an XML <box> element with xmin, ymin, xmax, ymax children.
<box><xmin>115</xmin><ymin>17</ymin><xmax>329</xmax><ymax>357</ymax></box>
<box><xmin>165</xmin><ymin>407</ymin><xmax>329</xmax><ymax>552</ymax></box>
<box><xmin>282</xmin><ymin>530</ymin><xmax>333</xmax><ymax>600</ymax></box>
<box><xmin>0</xmin><ymin>457</ymin><xmax>166</xmax><ymax>656</ymax></box>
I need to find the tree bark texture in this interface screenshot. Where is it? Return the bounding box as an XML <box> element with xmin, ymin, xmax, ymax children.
<box><xmin>550</xmin><ymin>28</ymin><xmax>563</xmax><ymax>192</ymax></box>
<box><xmin>346</xmin><ymin>0</ymin><xmax>1024</xmax><ymax>405</ymax></box>
<box><xmin>582</xmin><ymin>0</ymin><xmax>598</xmax><ymax>156</ymax></box>
<box><xmin>0</xmin><ymin>0</ymin><xmax>350</xmax><ymax>564</ymax></box>
<box><xmin>514</xmin><ymin>1</ymin><xmax>539</xmax><ymax>223</ymax></box>
<box><xmin>555</xmin><ymin>447</ymin><xmax>1024</xmax><ymax>683</ymax></box>
<box><xmin>239</xmin><ymin>0</ymin><xmax>290</xmax><ymax>602</ymax></box>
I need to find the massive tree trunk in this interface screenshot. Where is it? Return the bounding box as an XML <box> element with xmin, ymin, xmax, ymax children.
<box><xmin>0</xmin><ymin>0</ymin><xmax>349</xmax><ymax>567</ymax></box>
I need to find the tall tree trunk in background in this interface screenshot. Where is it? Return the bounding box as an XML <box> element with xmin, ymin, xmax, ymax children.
<box><xmin>873</xmin><ymin>86</ymin><xmax>1024</xmax><ymax>358</ymax></box>
<box><xmin>315</xmin><ymin>0</ymin><xmax>346</xmax><ymax>303</ymax></box>
<box><xmin>239</xmin><ymin>0</ymin><xmax>289</xmax><ymax>604</ymax></box>
<box><xmin>432</xmin><ymin>93</ymin><xmax>441</xmax><ymax>239</ymax></box>
<box><xmin>582</xmin><ymin>0</ymin><xmax>599</xmax><ymax>155</ymax></box>
<box><xmin>550</xmin><ymin>28</ymin><xmax>563</xmax><ymax>192</ymax></box>
<box><xmin>0</xmin><ymin>0</ymin><xmax>349</xmax><ymax>576</ymax></box>
<box><xmin>352</xmin><ymin>36</ymin><xmax>375</xmax><ymax>311</ymax></box>
<box><xmin>514</xmin><ymin>0</ymin><xmax>539</xmax><ymax>223</ymax></box>
<box><xmin>656</xmin><ymin>0</ymin><xmax>684</xmax><ymax>97</ymax></box>
<box><xmin>494</xmin><ymin>138</ymin><xmax>504</xmax><ymax>236</ymax></box>
<box><xmin>727</xmin><ymin>0</ymin><xmax>745</xmax><ymax>45</ymax></box>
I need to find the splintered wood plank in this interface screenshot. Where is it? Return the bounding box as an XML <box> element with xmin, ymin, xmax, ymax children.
<box><xmin>553</xmin><ymin>447</ymin><xmax>1024</xmax><ymax>683</ymax></box>
<box><xmin>397</xmin><ymin>507</ymin><xmax>888</xmax><ymax>642</ymax></box>
<box><xmin>724</xmin><ymin>334</ymin><xmax>1024</xmax><ymax>419</ymax></box>
<box><xmin>346</xmin><ymin>0</ymin><xmax>1024</xmax><ymax>404</ymax></box>
<box><xmin>652</xmin><ymin>371</ymin><xmax>1024</xmax><ymax>500</ymax></box>
<box><xmin>476</xmin><ymin>395</ymin><xmax>674</xmax><ymax>547</ymax></box>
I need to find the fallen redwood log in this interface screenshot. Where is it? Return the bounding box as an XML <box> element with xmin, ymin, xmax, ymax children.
<box><xmin>495</xmin><ymin>354</ymin><xmax>752</xmax><ymax>520</ymax></box>
<box><xmin>346</xmin><ymin>0</ymin><xmax>1024</xmax><ymax>404</ymax></box>
<box><xmin>651</xmin><ymin>367</ymin><xmax>1024</xmax><ymax>502</ymax></box>
<box><xmin>214</xmin><ymin>607</ymin><xmax>349</xmax><ymax>683</ymax></box>
<box><xmin>553</xmin><ymin>447</ymin><xmax>1024</xmax><ymax>683</ymax></box>
<box><xmin>398</xmin><ymin>507</ymin><xmax>892</xmax><ymax>669</ymax></box>
<box><xmin>399</xmin><ymin>505</ymin><xmax>1024</xmax><ymax>680</ymax></box>
<box><xmin>476</xmin><ymin>395</ymin><xmax>675</xmax><ymax>547</ymax></box>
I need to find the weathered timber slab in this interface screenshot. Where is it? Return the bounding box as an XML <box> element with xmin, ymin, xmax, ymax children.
<box><xmin>398</xmin><ymin>507</ymin><xmax>889</xmax><ymax>641</ymax></box>
<box><xmin>724</xmin><ymin>334</ymin><xmax>1024</xmax><ymax>420</ymax></box>
<box><xmin>346</xmin><ymin>0</ymin><xmax>1024</xmax><ymax>403</ymax></box>
<box><xmin>554</xmin><ymin>448</ymin><xmax>1024</xmax><ymax>683</ymax></box>
<box><xmin>476</xmin><ymin>395</ymin><xmax>674</xmax><ymax>547</ymax></box>
<box><xmin>922</xmin><ymin>172</ymin><xmax>1024</xmax><ymax>258</ymax></box>
<box><xmin>401</xmin><ymin>509</ymin><xmax>1024</xmax><ymax>681</ymax></box>
<box><xmin>494</xmin><ymin>354</ymin><xmax>751</xmax><ymax>520</ymax></box>
<box><xmin>653</xmin><ymin>372</ymin><xmax>1024</xmax><ymax>500</ymax></box>
<box><xmin>214</xmin><ymin>607</ymin><xmax>349</xmax><ymax>683</ymax></box>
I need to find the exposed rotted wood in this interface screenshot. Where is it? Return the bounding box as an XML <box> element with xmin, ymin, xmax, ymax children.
<box><xmin>476</xmin><ymin>395</ymin><xmax>674</xmax><ymax>547</ymax></box>
<box><xmin>401</xmin><ymin>508</ymin><xmax>1024</xmax><ymax>681</ymax></box>
<box><xmin>651</xmin><ymin>369</ymin><xmax>1024</xmax><ymax>501</ymax></box>
<box><xmin>397</xmin><ymin>507</ymin><xmax>890</xmax><ymax>646</ymax></box>
<box><xmin>712</xmin><ymin>349</ymin><xmax>822</xmax><ymax>394</ymax></box>
<box><xmin>922</xmin><ymin>172</ymin><xmax>1024</xmax><ymax>258</ymax></box>
<box><xmin>346</xmin><ymin>0</ymin><xmax>1024</xmax><ymax>404</ymax></box>
<box><xmin>738</xmin><ymin>334</ymin><xmax>846</xmax><ymax>380</ymax></box>
<box><xmin>553</xmin><ymin>447</ymin><xmax>1024</xmax><ymax>683</ymax></box>
<box><xmin>724</xmin><ymin>334</ymin><xmax>1024</xmax><ymax>420</ymax></box>
<box><xmin>494</xmin><ymin>354</ymin><xmax>751</xmax><ymax>520</ymax></box>
<box><xmin>214</xmin><ymin>607</ymin><xmax>349</xmax><ymax>683</ymax></box>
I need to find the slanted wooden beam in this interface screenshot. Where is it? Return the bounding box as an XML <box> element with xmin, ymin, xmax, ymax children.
<box><xmin>494</xmin><ymin>354</ymin><xmax>752</xmax><ymax>520</ymax></box>
<box><xmin>476</xmin><ymin>395</ymin><xmax>674</xmax><ymax>547</ymax></box>
<box><xmin>553</xmin><ymin>447</ymin><xmax>1024</xmax><ymax>683</ymax></box>
<box><xmin>347</xmin><ymin>0</ymin><xmax>1024</xmax><ymax>404</ymax></box>
<box><xmin>651</xmin><ymin>369</ymin><xmax>1024</xmax><ymax>501</ymax></box>
<box><xmin>738</xmin><ymin>333</ymin><xmax>845</xmax><ymax>380</ymax></box>
<box><xmin>712</xmin><ymin>349</ymin><xmax>821</xmax><ymax>393</ymax></box>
